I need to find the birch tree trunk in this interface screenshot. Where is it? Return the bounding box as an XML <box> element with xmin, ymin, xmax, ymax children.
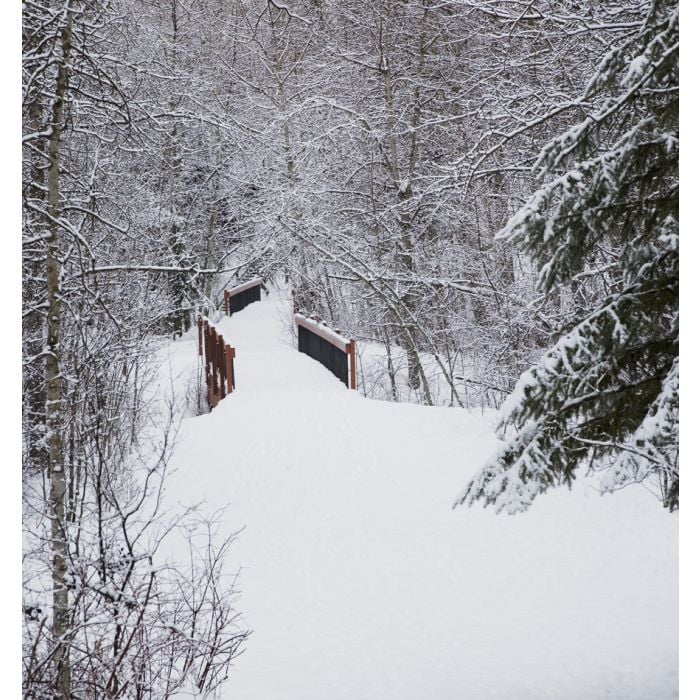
<box><xmin>46</xmin><ymin>6</ymin><xmax>74</xmax><ymax>697</ymax></box>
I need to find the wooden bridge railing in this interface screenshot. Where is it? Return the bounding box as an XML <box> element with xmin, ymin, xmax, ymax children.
<box><xmin>224</xmin><ymin>277</ymin><xmax>263</xmax><ymax>316</ymax></box>
<box><xmin>294</xmin><ymin>313</ymin><xmax>357</xmax><ymax>390</ymax></box>
<box><xmin>198</xmin><ymin>315</ymin><xmax>235</xmax><ymax>408</ymax></box>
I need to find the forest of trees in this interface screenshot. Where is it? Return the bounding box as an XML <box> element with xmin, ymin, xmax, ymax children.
<box><xmin>22</xmin><ymin>0</ymin><xmax>678</xmax><ymax>696</ymax></box>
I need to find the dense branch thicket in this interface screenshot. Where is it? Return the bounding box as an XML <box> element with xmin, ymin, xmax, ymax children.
<box><xmin>22</xmin><ymin>0</ymin><xmax>678</xmax><ymax>695</ymax></box>
<box><xmin>22</xmin><ymin>1</ymin><xmax>250</xmax><ymax>696</ymax></box>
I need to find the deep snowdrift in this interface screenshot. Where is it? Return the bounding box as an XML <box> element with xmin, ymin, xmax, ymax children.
<box><xmin>161</xmin><ymin>291</ymin><xmax>677</xmax><ymax>700</ymax></box>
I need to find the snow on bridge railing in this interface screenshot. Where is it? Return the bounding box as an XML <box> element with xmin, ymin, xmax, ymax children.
<box><xmin>294</xmin><ymin>313</ymin><xmax>357</xmax><ymax>390</ymax></box>
<box><xmin>197</xmin><ymin>315</ymin><xmax>235</xmax><ymax>409</ymax></box>
<box><xmin>224</xmin><ymin>277</ymin><xmax>263</xmax><ymax>315</ymax></box>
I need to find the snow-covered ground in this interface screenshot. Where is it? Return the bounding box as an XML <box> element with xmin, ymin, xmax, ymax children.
<box><xmin>160</xmin><ymin>289</ymin><xmax>678</xmax><ymax>700</ymax></box>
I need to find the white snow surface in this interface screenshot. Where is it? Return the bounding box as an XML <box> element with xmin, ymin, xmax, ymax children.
<box><xmin>161</xmin><ymin>290</ymin><xmax>677</xmax><ymax>700</ymax></box>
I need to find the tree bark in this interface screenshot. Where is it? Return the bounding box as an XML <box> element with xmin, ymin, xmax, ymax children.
<box><xmin>46</xmin><ymin>7</ymin><xmax>75</xmax><ymax>698</ymax></box>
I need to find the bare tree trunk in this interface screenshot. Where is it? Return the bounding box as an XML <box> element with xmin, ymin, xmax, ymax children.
<box><xmin>46</xmin><ymin>7</ymin><xmax>74</xmax><ymax>698</ymax></box>
<box><xmin>378</xmin><ymin>11</ymin><xmax>431</xmax><ymax>400</ymax></box>
<box><xmin>23</xmin><ymin>14</ymin><xmax>50</xmax><ymax>474</ymax></box>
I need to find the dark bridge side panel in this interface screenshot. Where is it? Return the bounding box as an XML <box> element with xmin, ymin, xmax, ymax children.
<box><xmin>229</xmin><ymin>285</ymin><xmax>261</xmax><ymax>314</ymax></box>
<box><xmin>298</xmin><ymin>325</ymin><xmax>349</xmax><ymax>387</ymax></box>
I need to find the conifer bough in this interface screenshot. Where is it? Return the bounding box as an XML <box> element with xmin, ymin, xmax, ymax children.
<box><xmin>458</xmin><ymin>0</ymin><xmax>679</xmax><ymax>514</ymax></box>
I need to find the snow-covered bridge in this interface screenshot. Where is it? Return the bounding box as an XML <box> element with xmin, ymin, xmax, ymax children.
<box><xmin>161</xmin><ymin>290</ymin><xmax>677</xmax><ymax>700</ymax></box>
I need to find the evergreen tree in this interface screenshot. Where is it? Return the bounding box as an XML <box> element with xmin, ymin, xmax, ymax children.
<box><xmin>457</xmin><ymin>0</ymin><xmax>678</xmax><ymax>514</ymax></box>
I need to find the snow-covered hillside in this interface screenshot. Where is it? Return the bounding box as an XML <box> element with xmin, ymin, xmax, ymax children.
<box><xmin>161</xmin><ymin>291</ymin><xmax>677</xmax><ymax>700</ymax></box>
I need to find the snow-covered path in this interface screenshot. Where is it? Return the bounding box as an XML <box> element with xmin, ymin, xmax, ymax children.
<box><xmin>164</xmin><ymin>291</ymin><xmax>677</xmax><ymax>700</ymax></box>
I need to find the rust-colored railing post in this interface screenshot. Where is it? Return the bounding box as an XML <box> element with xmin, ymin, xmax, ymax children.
<box><xmin>210</xmin><ymin>326</ymin><xmax>218</xmax><ymax>403</ymax></box>
<box><xmin>217</xmin><ymin>335</ymin><xmax>228</xmax><ymax>399</ymax></box>
<box><xmin>349</xmin><ymin>339</ymin><xmax>357</xmax><ymax>390</ymax></box>
<box><xmin>225</xmin><ymin>345</ymin><xmax>234</xmax><ymax>393</ymax></box>
<box><xmin>197</xmin><ymin>315</ymin><xmax>203</xmax><ymax>356</ymax></box>
<box><xmin>224</xmin><ymin>290</ymin><xmax>230</xmax><ymax>316</ymax></box>
<box><xmin>218</xmin><ymin>335</ymin><xmax>226</xmax><ymax>399</ymax></box>
<box><xmin>230</xmin><ymin>346</ymin><xmax>236</xmax><ymax>389</ymax></box>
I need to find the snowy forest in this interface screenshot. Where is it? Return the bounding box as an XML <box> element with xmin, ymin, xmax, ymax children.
<box><xmin>22</xmin><ymin>0</ymin><xmax>678</xmax><ymax>698</ymax></box>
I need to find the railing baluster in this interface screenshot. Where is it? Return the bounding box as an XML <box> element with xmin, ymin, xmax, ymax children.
<box><xmin>349</xmin><ymin>339</ymin><xmax>357</xmax><ymax>390</ymax></box>
<box><xmin>210</xmin><ymin>326</ymin><xmax>218</xmax><ymax>403</ymax></box>
<box><xmin>225</xmin><ymin>345</ymin><xmax>234</xmax><ymax>393</ymax></box>
<box><xmin>218</xmin><ymin>335</ymin><xmax>226</xmax><ymax>399</ymax></box>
